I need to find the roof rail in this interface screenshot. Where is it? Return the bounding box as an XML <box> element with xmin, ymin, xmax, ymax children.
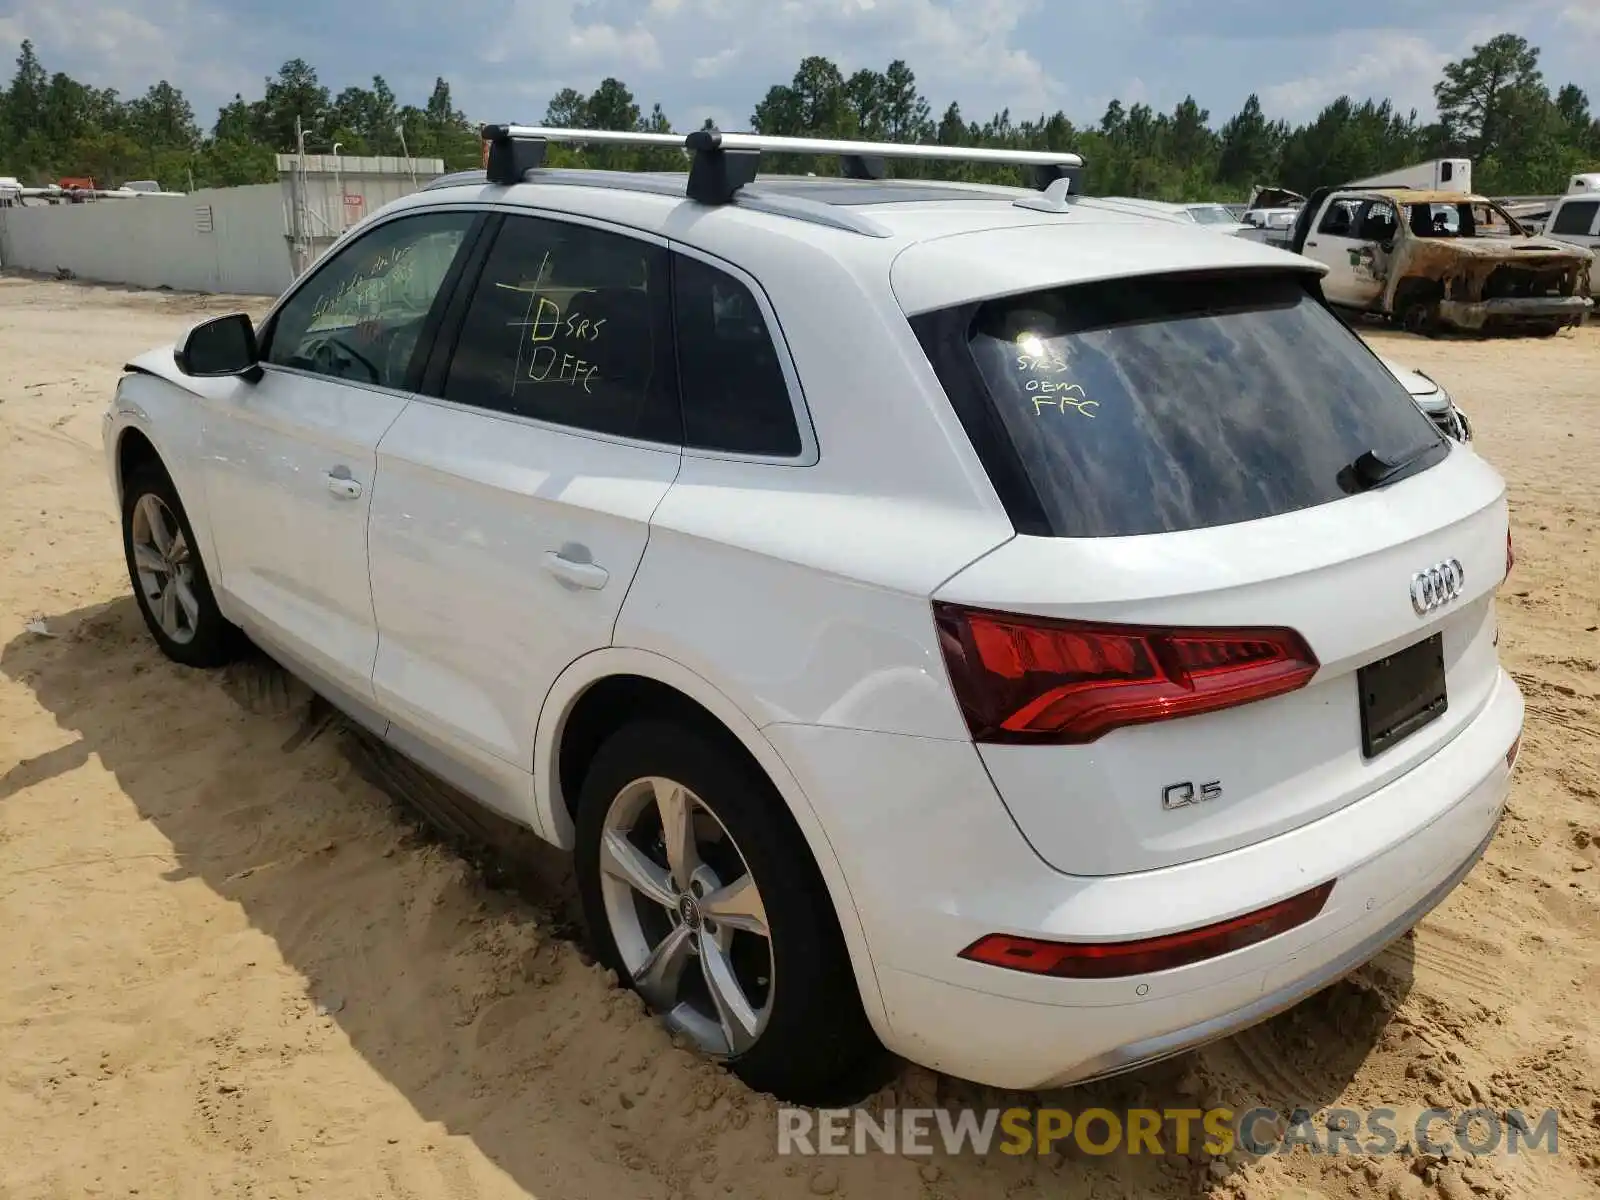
<box><xmin>422</xmin><ymin>168</ymin><xmax>489</xmax><ymax>192</ymax></box>
<box><xmin>480</xmin><ymin>124</ymin><xmax>1083</xmax><ymax>203</ymax></box>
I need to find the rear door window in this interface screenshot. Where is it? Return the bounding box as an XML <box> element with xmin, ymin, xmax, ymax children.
<box><xmin>910</xmin><ymin>272</ymin><xmax>1448</xmax><ymax>539</ymax></box>
<box><xmin>1318</xmin><ymin>200</ymin><xmax>1361</xmax><ymax>235</ymax></box>
<box><xmin>1357</xmin><ymin>200</ymin><xmax>1397</xmax><ymax>241</ymax></box>
<box><xmin>441</xmin><ymin>214</ymin><xmax>680</xmax><ymax>445</ymax></box>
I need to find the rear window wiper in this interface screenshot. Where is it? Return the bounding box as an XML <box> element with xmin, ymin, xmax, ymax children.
<box><xmin>1336</xmin><ymin>445</ymin><xmax>1438</xmax><ymax>495</ymax></box>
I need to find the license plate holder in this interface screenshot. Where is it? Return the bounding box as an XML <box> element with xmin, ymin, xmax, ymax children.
<box><xmin>1358</xmin><ymin>633</ymin><xmax>1447</xmax><ymax>758</ymax></box>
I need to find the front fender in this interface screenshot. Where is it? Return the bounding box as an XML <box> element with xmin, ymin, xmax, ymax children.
<box><xmin>108</xmin><ymin>371</ymin><xmax>225</xmax><ymax>612</ymax></box>
<box><xmin>532</xmin><ymin>645</ymin><xmax>890</xmax><ymax>1042</ymax></box>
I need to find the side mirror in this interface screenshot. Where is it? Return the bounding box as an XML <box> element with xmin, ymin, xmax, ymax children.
<box><xmin>174</xmin><ymin>313</ymin><xmax>261</xmax><ymax>381</ymax></box>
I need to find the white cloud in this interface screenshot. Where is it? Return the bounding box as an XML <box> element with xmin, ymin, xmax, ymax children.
<box><xmin>1260</xmin><ymin>33</ymin><xmax>1452</xmax><ymax>119</ymax></box>
<box><xmin>691</xmin><ymin>47</ymin><xmax>738</xmax><ymax>80</ymax></box>
<box><xmin>640</xmin><ymin>0</ymin><xmax>1059</xmax><ymax>120</ymax></box>
<box><xmin>496</xmin><ymin>0</ymin><xmax>662</xmax><ymax>70</ymax></box>
<box><xmin>1</xmin><ymin>0</ymin><xmax>248</xmax><ymax>99</ymax></box>
<box><xmin>1559</xmin><ymin>2</ymin><xmax>1600</xmax><ymax>35</ymax></box>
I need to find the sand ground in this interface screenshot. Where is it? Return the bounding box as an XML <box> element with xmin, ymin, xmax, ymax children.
<box><xmin>0</xmin><ymin>273</ymin><xmax>1597</xmax><ymax>1200</ymax></box>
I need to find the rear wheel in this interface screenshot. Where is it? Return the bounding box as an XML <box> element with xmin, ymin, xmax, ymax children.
<box><xmin>121</xmin><ymin>464</ymin><xmax>242</xmax><ymax>668</ymax></box>
<box><xmin>573</xmin><ymin>719</ymin><xmax>882</xmax><ymax>1104</ymax></box>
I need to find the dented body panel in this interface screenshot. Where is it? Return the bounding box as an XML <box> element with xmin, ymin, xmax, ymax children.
<box><xmin>1300</xmin><ymin>188</ymin><xmax>1594</xmax><ymax>335</ymax></box>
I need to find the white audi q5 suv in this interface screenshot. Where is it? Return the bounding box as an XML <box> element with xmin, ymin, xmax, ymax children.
<box><xmin>102</xmin><ymin>126</ymin><xmax>1524</xmax><ymax>1103</ymax></box>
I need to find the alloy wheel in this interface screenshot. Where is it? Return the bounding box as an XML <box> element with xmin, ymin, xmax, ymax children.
<box><xmin>597</xmin><ymin>775</ymin><xmax>775</xmax><ymax>1057</ymax></box>
<box><xmin>130</xmin><ymin>493</ymin><xmax>200</xmax><ymax>646</ymax></box>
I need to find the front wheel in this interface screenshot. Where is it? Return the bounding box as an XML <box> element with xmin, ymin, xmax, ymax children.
<box><xmin>121</xmin><ymin>464</ymin><xmax>243</xmax><ymax>668</ymax></box>
<box><xmin>574</xmin><ymin>720</ymin><xmax>882</xmax><ymax>1104</ymax></box>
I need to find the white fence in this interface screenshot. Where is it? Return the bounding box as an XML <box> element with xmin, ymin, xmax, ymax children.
<box><xmin>0</xmin><ymin>157</ymin><xmax>447</xmax><ymax>296</ymax></box>
<box><xmin>0</xmin><ymin>184</ymin><xmax>293</xmax><ymax>295</ymax></box>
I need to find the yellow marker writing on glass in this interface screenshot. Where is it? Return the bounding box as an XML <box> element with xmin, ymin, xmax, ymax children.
<box><xmin>1026</xmin><ymin>379</ymin><xmax>1098</xmax><ymax>418</ymax></box>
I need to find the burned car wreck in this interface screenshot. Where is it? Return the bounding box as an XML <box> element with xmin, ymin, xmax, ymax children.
<box><xmin>1291</xmin><ymin>186</ymin><xmax>1594</xmax><ymax>335</ymax></box>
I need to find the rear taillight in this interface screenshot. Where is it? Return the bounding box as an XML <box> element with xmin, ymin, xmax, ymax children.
<box><xmin>933</xmin><ymin>603</ymin><xmax>1320</xmax><ymax>745</ymax></box>
<box><xmin>1505</xmin><ymin>530</ymin><xmax>1514</xmax><ymax>580</ymax></box>
<box><xmin>959</xmin><ymin>881</ymin><xmax>1335</xmax><ymax>979</ymax></box>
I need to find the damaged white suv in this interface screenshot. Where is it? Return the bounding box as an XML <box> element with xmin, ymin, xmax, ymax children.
<box><xmin>103</xmin><ymin>127</ymin><xmax>1523</xmax><ymax>1103</ymax></box>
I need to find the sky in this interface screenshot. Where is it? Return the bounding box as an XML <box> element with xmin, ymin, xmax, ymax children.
<box><xmin>1</xmin><ymin>0</ymin><xmax>1597</xmax><ymax>139</ymax></box>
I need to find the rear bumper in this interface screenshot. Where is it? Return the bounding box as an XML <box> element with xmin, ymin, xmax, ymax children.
<box><xmin>1439</xmin><ymin>294</ymin><xmax>1592</xmax><ymax>330</ymax></box>
<box><xmin>1050</xmin><ymin>816</ymin><xmax>1499</xmax><ymax>1086</ymax></box>
<box><xmin>766</xmin><ymin>667</ymin><xmax>1523</xmax><ymax>1090</ymax></box>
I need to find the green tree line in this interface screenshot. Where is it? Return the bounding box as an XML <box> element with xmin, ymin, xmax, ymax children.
<box><xmin>1</xmin><ymin>33</ymin><xmax>1595</xmax><ymax>197</ymax></box>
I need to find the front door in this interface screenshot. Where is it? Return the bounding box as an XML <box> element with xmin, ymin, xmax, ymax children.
<box><xmin>201</xmin><ymin>209</ymin><xmax>479</xmax><ymax>707</ymax></box>
<box><xmin>366</xmin><ymin>212</ymin><xmax>683</xmax><ymax>827</ymax></box>
<box><xmin>1550</xmin><ymin>197</ymin><xmax>1600</xmax><ymax>253</ymax></box>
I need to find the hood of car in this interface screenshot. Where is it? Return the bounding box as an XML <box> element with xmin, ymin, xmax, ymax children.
<box><xmin>1407</xmin><ymin>235</ymin><xmax>1594</xmax><ymax>264</ymax></box>
<box><xmin>1376</xmin><ymin>355</ymin><xmax>1450</xmax><ymax>413</ymax></box>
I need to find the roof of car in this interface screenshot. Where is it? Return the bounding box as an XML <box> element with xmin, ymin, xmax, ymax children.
<box><xmin>890</xmin><ymin>219</ymin><xmax>1314</xmax><ymax>314</ymax></box>
<box><xmin>1344</xmin><ymin>188</ymin><xmax>1495</xmax><ymax>205</ymax></box>
<box><xmin>397</xmin><ymin>167</ymin><xmax>1319</xmax><ymax>312</ymax></box>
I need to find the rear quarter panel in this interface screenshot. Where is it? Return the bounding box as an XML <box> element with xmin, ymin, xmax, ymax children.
<box><xmin>615</xmin><ymin>220</ymin><xmax>1016</xmax><ymax>739</ymax></box>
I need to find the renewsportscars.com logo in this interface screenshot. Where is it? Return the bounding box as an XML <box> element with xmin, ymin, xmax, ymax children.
<box><xmin>777</xmin><ymin>1106</ymin><xmax>1561</xmax><ymax>1159</ymax></box>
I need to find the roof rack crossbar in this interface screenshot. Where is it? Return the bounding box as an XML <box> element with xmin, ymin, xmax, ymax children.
<box><xmin>480</xmin><ymin>124</ymin><xmax>1083</xmax><ymax>203</ymax></box>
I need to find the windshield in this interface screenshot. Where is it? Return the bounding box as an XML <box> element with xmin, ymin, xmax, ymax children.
<box><xmin>1404</xmin><ymin>201</ymin><xmax>1524</xmax><ymax>239</ymax></box>
<box><xmin>910</xmin><ymin>272</ymin><xmax>1448</xmax><ymax>538</ymax></box>
<box><xmin>1187</xmin><ymin>205</ymin><xmax>1236</xmax><ymax>226</ymax></box>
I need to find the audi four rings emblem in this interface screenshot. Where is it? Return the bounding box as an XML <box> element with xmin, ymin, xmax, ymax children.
<box><xmin>1410</xmin><ymin>559</ymin><xmax>1466</xmax><ymax>615</ymax></box>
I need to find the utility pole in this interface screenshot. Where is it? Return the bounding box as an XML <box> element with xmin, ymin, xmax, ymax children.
<box><xmin>294</xmin><ymin>115</ymin><xmax>309</xmax><ymax>275</ymax></box>
<box><xmin>332</xmin><ymin>141</ymin><xmax>343</xmax><ymax>233</ymax></box>
<box><xmin>395</xmin><ymin>123</ymin><xmax>418</xmax><ymax>187</ymax></box>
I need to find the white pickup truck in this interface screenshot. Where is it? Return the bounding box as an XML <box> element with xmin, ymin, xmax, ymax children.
<box><xmin>1541</xmin><ymin>173</ymin><xmax>1600</xmax><ymax>255</ymax></box>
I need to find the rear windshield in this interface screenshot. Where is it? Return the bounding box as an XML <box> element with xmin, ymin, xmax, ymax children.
<box><xmin>911</xmin><ymin>272</ymin><xmax>1448</xmax><ymax>538</ymax></box>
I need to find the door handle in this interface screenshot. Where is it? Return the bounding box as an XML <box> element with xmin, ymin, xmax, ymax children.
<box><xmin>1306</xmin><ymin>240</ymin><xmax>1320</xmax><ymax>247</ymax></box>
<box><xmin>543</xmin><ymin>548</ymin><xmax>609</xmax><ymax>590</ymax></box>
<box><xmin>325</xmin><ymin>468</ymin><xmax>363</xmax><ymax>500</ymax></box>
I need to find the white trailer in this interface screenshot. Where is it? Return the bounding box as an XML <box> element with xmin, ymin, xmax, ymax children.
<box><xmin>1346</xmin><ymin>158</ymin><xmax>1473</xmax><ymax>195</ymax></box>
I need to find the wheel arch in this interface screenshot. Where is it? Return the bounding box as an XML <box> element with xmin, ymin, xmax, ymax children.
<box><xmin>107</xmin><ymin>376</ymin><xmax>228</xmax><ymax>616</ymax></box>
<box><xmin>114</xmin><ymin>424</ymin><xmax>164</xmax><ymax>502</ymax></box>
<box><xmin>534</xmin><ymin>646</ymin><xmax>891</xmax><ymax>1038</ymax></box>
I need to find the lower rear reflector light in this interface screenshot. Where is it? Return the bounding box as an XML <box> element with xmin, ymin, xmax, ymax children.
<box><xmin>1506</xmin><ymin>734</ymin><xmax>1521</xmax><ymax>770</ymax></box>
<box><xmin>933</xmin><ymin>603</ymin><xmax>1320</xmax><ymax>745</ymax></box>
<box><xmin>959</xmin><ymin>881</ymin><xmax>1336</xmax><ymax>980</ymax></box>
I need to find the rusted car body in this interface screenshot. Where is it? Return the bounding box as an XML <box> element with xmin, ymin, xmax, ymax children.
<box><xmin>1292</xmin><ymin>186</ymin><xmax>1594</xmax><ymax>335</ymax></box>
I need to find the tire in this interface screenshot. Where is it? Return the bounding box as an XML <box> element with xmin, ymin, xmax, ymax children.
<box><xmin>1393</xmin><ymin>279</ymin><xmax>1444</xmax><ymax>338</ymax></box>
<box><xmin>121</xmin><ymin>462</ymin><xmax>243</xmax><ymax>668</ymax></box>
<box><xmin>574</xmin><ymin>719</ymin><xmax>883</xmax><ymax>1104</ymax></box>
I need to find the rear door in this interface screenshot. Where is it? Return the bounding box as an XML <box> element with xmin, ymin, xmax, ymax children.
<box><xmin>909</xmin><ymin>268</ymin><xmax>1508</xmax><ymax>877</ymax></box>
<box><xmin>365</xmin><ymin>210</ymin><xmax>682</xmax><ymax>826</ymax></box>
<box><xmin>202</xmin><ymin>209</ymin><xmax>479</xmax><ymax>709</ymax></box>
<box><xmin>1302</xmin><ymin>197</ymin><xmax>1391</xmax><ymax>309</ymax></box>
